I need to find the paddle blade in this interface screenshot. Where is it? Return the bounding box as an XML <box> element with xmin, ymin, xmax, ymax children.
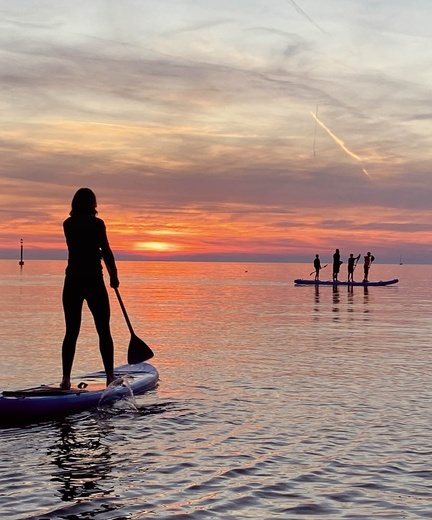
<box><xmin>127</xmin><ymin>334</ymin><xmax>154</xmax><ymax>364</ymax></box>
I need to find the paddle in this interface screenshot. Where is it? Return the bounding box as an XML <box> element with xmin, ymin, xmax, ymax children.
<box><xmin>353</xmin><ymin>255</ymin><xmax>361</xmax><ymax>272</ymax></box>
<box><xmin>113</xmin><ymin>286</ymin><xmax>154</xmax><ymax>364</ymax></box>
<box><xmin>309</xmin><ymin>264</ymin><xmax>327</xmax><ymax>276</ymax></box>
<box><xmin>348</xmin><ymin>255</ymin><xmax>360</xmax><ymax>282</ymax></box>
<box><xmin>104</xmin><ymin>261</ymin><xmax>154</xmax><ymax>364</ymax></box>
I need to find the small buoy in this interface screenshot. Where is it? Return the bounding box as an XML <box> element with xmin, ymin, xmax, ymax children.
<box><xmin>19</xmin><ymin>238</ymin><xmax>24</xmax><ymax>267</ymax></box>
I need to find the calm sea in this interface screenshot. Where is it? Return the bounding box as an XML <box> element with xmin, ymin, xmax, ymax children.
<box><xmin>0</xmin><ymin>260</ymin><xmax>431</xmax><ymax>519</ymax></box>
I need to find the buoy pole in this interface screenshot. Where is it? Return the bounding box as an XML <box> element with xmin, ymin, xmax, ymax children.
<box><xmin>19</xmin><ymin>238</ymin><xmax>24</xmax><ymax>267</ymax></box>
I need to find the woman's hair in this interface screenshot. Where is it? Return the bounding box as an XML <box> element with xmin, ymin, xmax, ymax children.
<box><xmin>70</xmin><ymin>188</ymin><xmax>98</xmax><ymax>216</ymax></box>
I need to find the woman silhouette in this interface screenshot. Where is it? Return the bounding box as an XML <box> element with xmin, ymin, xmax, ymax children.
<box><xmin>60</xmin><ymin>188</ymin><xmax>119</xmax><ymax>389</ymax></box>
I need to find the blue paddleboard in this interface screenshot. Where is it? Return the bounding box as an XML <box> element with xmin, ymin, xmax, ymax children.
<box><xmin>0</xmin><ymin>362</ymin><xmax>158</xmax><ymax>424</ymax></box>
<box><xmin>294</xmin><ymin>278</ymin><xmax>399</xmax><ymax>286</ymax></box>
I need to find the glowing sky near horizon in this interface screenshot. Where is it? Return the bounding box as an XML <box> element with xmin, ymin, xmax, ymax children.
<box><xmin>1</xmin><ymin>0</ymin><xmax>432</xmax><ymax>263</ymax></box>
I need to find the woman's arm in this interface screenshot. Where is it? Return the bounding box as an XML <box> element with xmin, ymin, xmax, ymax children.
<box><xmin>100</xmin><ymin>221</ymin><xmax>120</xmax><ymax>288</ymax></box>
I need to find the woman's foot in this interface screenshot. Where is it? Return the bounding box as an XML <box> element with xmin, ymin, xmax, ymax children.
<box><xmin>106</xmin><ymin>371</ymin><xmax>115</xmax><ymax>387</ymax></box>
<box><xmin>60</xmin><ymin>377</ymin><xmax>71</xmax><ymax>390</ymax></box>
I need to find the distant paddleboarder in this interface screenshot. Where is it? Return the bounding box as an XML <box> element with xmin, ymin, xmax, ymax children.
<box><xmin>332</xmin><ymin>248</ymin><xmax>343</xmax><ymax>281</ymax></box>
<box><xmin>363</xmin><ymin>252</ymin><xmax>375</xmax><ymax>282</ymax></box>
<box><xmin>347</xmin><ymin>253</ymin><xmax>361</xmax><ymax>282</ymax></box>
<box><xmin>314</xmin><ymin>254</ymin><xmax>321</xmax><ymax>280</ymax></box>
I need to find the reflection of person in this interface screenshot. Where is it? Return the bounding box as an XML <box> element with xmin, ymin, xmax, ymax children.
<box><xmin>332</xmin><ymin>248</ymin><xmax>343</xmax><ymax>281</ymax></box>
<box><xmin>51</xmin><ymin>420</ymin><xmax>112</xmax><ymax>502</ymax></box>
<box><xmin>363</xmin><ymin>252</ymin><xmax>375</xmax><ymax>282</ymax></box>
<box><xmin>60</xmin><ymin>188</ymin><xmax>119</xmax><ymax>390</ymax></box>
<box><xmin>314</xmin><ymin>254</ymin><xmax>321</xmax><ymax>281</ymax></box>
<box><xmin>347</xmin><ymin>253</ymin><xmax>361</xmax><ymax>282</ymax></box>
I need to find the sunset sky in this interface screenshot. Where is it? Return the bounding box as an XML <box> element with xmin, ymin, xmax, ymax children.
<box><xmin>1</xmin><ymin>0</ymin><xmax>432</xmax><ymax>263</ymax></box>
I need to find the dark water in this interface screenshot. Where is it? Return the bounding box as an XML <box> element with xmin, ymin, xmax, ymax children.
<box><xmin>0</xmin><ymin>260</ymin><xmax>431</xmax><ymax>519</ymax></box>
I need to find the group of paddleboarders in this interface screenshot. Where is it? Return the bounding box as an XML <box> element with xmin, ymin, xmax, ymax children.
<box><xmin>314</xmin><ymin>250</ymin><xmax>375</xmax><ymax>282</ymax></box>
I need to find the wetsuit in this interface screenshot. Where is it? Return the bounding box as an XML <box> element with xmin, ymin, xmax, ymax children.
<box><xmin>61</xmin><ymin>215</ymin><xmax>118</xmax><ymax>381</ymax></box>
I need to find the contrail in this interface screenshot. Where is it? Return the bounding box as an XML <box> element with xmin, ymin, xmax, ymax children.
<box><xmin>313</xmin><ymin>104</ymin><xmax>318</xmax><ymax>157</ymax></box>
<box><xmin>310</xmin><ymin>110</ymin><xmax>370</xmax><ymax>178</ymax></box>
<box><xmin>289</xmin><ymin>0</ymin><xmax>327</xmax><ymax>34</ymax></box>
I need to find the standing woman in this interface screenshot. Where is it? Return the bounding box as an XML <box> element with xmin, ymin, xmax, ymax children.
<box><xmin>60</xmin><ymin>188</ymin><xmax>119</xmax><ymax>389</ymax></box>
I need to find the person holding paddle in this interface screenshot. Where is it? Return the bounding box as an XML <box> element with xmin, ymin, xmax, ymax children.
<box><xmin>310</xmin><ymin>255</ymin><xmax>328</xmax><ymax>280</ymax></box>
<box><xmin>60</xmin><ymin>188</ymin><xmax>119</xmax><ymax>390</ymax></box>
<box><xmin>313</xmin><ymin>254</ymin><xmax>321</xmax><ymax>280</ymax></box>
<box><xmin>347</xmin><ymin>253</ymin><xmax>361</xmax><ymax>282</ymax></box>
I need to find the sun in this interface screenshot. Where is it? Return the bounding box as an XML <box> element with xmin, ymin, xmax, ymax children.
<box><xmin>135</xmin><ymin>241</ymin><xmax>181</xmax><ymax>252</ymax></box>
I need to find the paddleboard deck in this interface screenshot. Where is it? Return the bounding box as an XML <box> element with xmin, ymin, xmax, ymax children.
<box><xmin>0</xmin><ymin>362</ymin><xmax>158</xmax><ymax>424</ymax></box>
<box><xmin>294</xmin><ymin>278</ymin><xmax>399</xmax><ymax>286</ymax></box>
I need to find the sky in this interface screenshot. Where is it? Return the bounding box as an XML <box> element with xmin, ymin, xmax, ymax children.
<box><xmin>1</xmin><ymin>0</ymin><xmax>432</xmax><ymax>263</ymax></box>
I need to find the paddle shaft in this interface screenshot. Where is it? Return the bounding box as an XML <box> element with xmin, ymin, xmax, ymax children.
<box><xmin>353</xmin><ymin>255</ymin><xmax>361</xmax><ymax>271</ymax></box>
<box><xmin>103</xmin><ymin>258</ymin><xmax>154</xmax><ymax>364</ymax></box>
<box><xmin>310</xmin><ymin>264</ymin><xmax>327</xmax><ymax>276</ymax></box>
<box><xmin>113</xmin><ymin>287</ymin><xmax>135</xmax><ymax>336</ymax></box>
<box><xmin>103</xmin><ymin>259</ymin><xmax>135</xmax><ymax>335</ymax></box>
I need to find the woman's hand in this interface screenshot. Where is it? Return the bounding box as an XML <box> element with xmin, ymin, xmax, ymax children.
<box><xmin>110</xmin><ymin>275</ymin><xmax>120</xmax><ymax>289</ymax></box>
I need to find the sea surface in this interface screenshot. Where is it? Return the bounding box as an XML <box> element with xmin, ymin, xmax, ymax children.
<box><xmin>0</xmin><ymin>260</ymin><xmax>431</xmax><ymax>519</ymax></box>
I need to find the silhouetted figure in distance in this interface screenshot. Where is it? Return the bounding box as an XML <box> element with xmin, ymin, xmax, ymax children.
<box><xmin>363</xmin><ymin>252</ymin><xmax>375</xmax><ymax>283</ymax></box>
<box><xmin>347</xmin><ymin>253</ymin><xmax>361</xmax><ymax>282</ymax></box>
<box><xmin>314</xmin><ymin>254</ymin><xmax>321</xmax><ymax>281</ymax></box>
<box><xmin>333</xmin><ymin>248</ymin><xmax>343</xmax><ymax>281</ymax></box>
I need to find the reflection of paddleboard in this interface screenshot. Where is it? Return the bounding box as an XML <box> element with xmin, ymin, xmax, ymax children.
<box><xmin>294</xmin><ymin>279</ymin><xmax>399</xmax><ymax>287</ymax></box>
<box><xmin>0</xmin><ymin>362</ymin><xmax>158</xmax><ymax>424</ymax></box>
